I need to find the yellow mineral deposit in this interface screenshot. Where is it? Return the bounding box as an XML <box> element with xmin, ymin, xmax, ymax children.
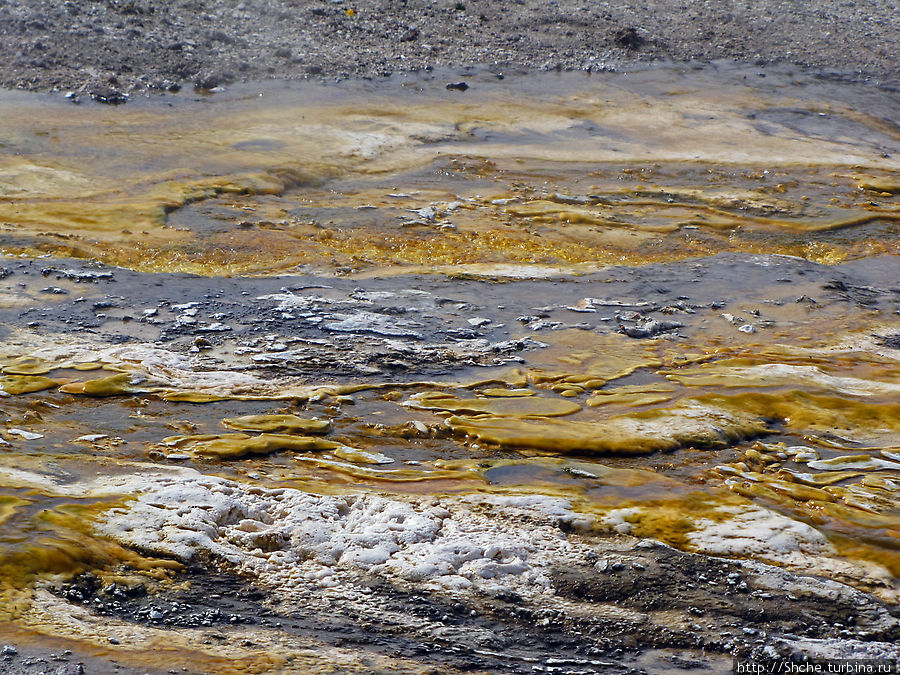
<box><xmin>71</xmin><ymin>362</ymin><xmax>105</xmax><ymax>371</ymax></box>
<box><xmin>330</xmin><ymin>447</ymin><xmax>394</xmax><ymax>465</ymax></box>
<box><xmin>0</xmin><ymin>375</ymin><xmax>59</xmax><ymax>396</ymax></box>
<box><xmin>856</xmin><ymin>176</ymin><xmax>900</xmax><ymax>194</ymax></box>
<box><xmin>159</xmin><ymin>391</ymin><xmax>231</xmax><ymax>403</ymax></box>
<box><xmin>586</xmin><ymin>383</ymin><xmax>676</xmax><ymax>408</ymax></box>
<box><xmin>58</xmin><ymin>372</ymin><xmax>138</xmax><ymax>397</ymax></box>
<box><xmin>447</xmin><ymin>402</ymin><xmax>767</xmax><ymax>454</ymax></box>
<box><xmin>293</xmin><ymin>456</ymin><xmax>477</xmax><ymax>483</ymax></box>
<box><xmin>0</xmin><ymin>491</ymin><xmax>182</xmax><ymax>628</ymax></box>
<box><xmin>0</xmin><ymin>358</ymin><xmax>55</xmax><ymax>376</ymax></box>
<box><xmin>666</xmin><ymin>361</ymin><xmax>900</xmax><ymax>395</ymax></box>
<box><xmin>0</xmin><ymin>495</ymin><xmax>25</xmax><ymax>528</ymax></box>
<box><xmin>159</xmin><ymin>433</ymin><xmax>344</xmax><ymax>459</ymax></box>
<box><xmin>221</xmin><ymin>414</ymin><xmax>332</xmax><ymax>434</ymax></box>
<box><xmin>479</xmin><ymin>388</ymin><xmax>536</xmax><ymax>397</ymax></box>
<box><xmin>404</xmin><ymin>393</ymin><xmax>582</xmax><ymax>417</ymax></box>
<box><xmin>700</xmin><ymin>391</ymin><xmax>900</xmax><ymax>443</ymax></box>
<box><xmin>712</xmin><ymin>435</ymin><xmax>900</xmax><ymax>576</ymax></box>
<box><xmin>524</xmin><ymin>331</ymin><xmax>663</xmax><ymax>388</ymax></box>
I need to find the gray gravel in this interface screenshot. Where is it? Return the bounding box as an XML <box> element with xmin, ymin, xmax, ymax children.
<box><xmin>0</xmin><ymin>0</ymin><xmax>897</xmax><ymax>101</ymax></box>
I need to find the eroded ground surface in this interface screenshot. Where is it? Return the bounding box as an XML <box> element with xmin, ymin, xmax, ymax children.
<box><xmin>0</xmin><ymin>65</ymin><xmax>898</xmax><ymax>673</ymax></box>
<box><xmin>1</xmin><ymin>0</ymin><xmax>898</xmax><ymax>101</ymax></box>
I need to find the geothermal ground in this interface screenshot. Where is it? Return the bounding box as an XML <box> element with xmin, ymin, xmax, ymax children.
<box><xmin>0</xmin><ymin>3</ymin><xmax>899</xmax><ymax>674</ymax></box>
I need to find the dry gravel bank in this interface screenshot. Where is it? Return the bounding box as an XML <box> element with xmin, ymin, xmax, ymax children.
<box><xmin>0</xmin><ymin>0</ymin><xmax>897</xmax><ymax>101</ymax></box>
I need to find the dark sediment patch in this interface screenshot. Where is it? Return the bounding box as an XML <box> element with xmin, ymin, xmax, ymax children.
<box><xmin>42</xmin><ymin>538</ymin><xmax>899</xmax><ymax>675</ymax></box>
<box><xmin>3</xmin><ymin>252</ymin><xmax>899</xmax><ymax>383</ymax></box>
<box><xmin>550</xmin><ymin>544</ymin><xmax>900</xmax><ymax>647</ymax></box>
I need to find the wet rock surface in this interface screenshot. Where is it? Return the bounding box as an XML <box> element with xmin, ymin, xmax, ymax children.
<box><xmin>1</xmin><ymin>249</ymin><xmax>898</xmax><ymax>672</ymax></box>
<box><xmin>0</xmin><ymin>643</ymin><xmax>167</xmax><ymax>675</ymax></box>
<box><xmin>3</xmin><ymin>252</ymin><xmax>899</xmax><ymax>380</ymax></box>
<box><xmin>0</xmin><ymin>0</ymin><xmax>897</xmax><ymax>98</ymax></box>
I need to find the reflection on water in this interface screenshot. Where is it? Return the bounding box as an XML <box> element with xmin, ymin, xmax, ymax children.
<box><xmin>0</xmin><ymin>63</ymin><xmax>898</xmax><ymax>671</ymax></box>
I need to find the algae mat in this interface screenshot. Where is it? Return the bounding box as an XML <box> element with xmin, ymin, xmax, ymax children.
<box><xmin>1</xmin><ymin>65</ymin><xmax>898</xmax><ymax>276</ymax></box>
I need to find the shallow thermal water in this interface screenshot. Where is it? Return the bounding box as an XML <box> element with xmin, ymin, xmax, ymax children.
<box><xmin>0</xmin><ymin>64</ymin><xmax>898</xmax><ymax>674</ymax></box>
<box><xmin>1</xmin><ymin>64</ymin><xmax>898</xmax><ymax>276</ymax></box>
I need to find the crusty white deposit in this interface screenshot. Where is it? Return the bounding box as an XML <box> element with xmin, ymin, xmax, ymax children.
<box><xmin>98</xmin><ymin>476</ymin><xmax>589</xmax><ymax>599</ymax></box>
<box><xmin>97</xmin><ymin>473</ymin><xmax>897</xmax><ymax>604</ymax></box>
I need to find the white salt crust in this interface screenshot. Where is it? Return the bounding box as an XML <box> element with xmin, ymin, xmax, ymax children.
<box><xmin>98</xmin><ymin>477</ymin><xmax>587</xmax><ymax>598</ymax></box>
<box><xmin>599</xmin><ymin>504</ymin><xmax>896</xmax><ymax>598</ymax></box>
<box><xmin>98</xmin><ymin>474</ymin><xmax>897</xmax><ymax>604</ymax></box>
